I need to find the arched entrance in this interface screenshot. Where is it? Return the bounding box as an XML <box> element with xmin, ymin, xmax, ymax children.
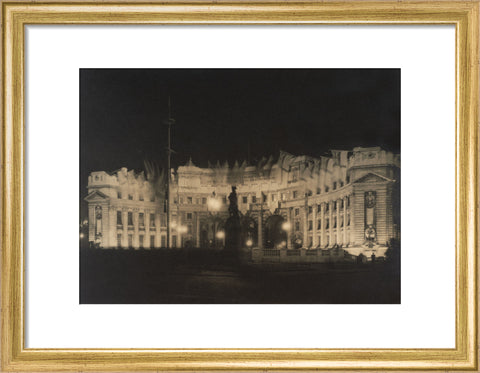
<box><xmin>264</xmin><ymin>215</ymin><xmax>287</xmax><ymax>249</ymax></box>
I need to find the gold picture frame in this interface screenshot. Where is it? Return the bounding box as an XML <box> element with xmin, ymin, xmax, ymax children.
<box><xmin>1</xmin><ymin>1</ymin><xmax>478</xmax><ymax>371</ymax></box>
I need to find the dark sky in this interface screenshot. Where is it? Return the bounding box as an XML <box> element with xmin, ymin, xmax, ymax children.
<box><xmin>80</xmin><ymin>68</ymin><xmax>400</xmax><ymax>216</ymax></box>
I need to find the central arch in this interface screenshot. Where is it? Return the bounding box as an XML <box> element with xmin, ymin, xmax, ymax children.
<box><xmin>264</xmin><ymin>215</ymin><xmax>287</xmax><ymax>249</ymax></box>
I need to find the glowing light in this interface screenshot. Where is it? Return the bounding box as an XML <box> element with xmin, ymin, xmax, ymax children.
<box><xmin>207</xmin><ymin>197</ymin><xmax>221</xmax><ymax>211</ymax></box>
<box><xmin>216</xmin><ymin>230</ymin><xmax>225</xmax><ymax>239</ymax></box>
<box><xmin>246</xmin><ymin>239</ymin><xmax>253</xmax><ymax>247</ymax></box>
<box><xmin>281</xmin><ymin>221</ymin><xmax>291</xmax><ymax>231</ymax></box>
<box><xmin>79</xmin><ymin>233</ymin><xmax>85</xmax><ymax>239</ymax></box>
<box><xmin>279</xmin><ymin>241</ymin><xmax>287</xmax><ymax>248</ymax></box>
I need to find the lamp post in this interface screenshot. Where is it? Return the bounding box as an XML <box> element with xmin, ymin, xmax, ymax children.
<box><xmin>207</xmin><ymin>192</ymin><xmax>221</xmax><ymax>248</ymax></box>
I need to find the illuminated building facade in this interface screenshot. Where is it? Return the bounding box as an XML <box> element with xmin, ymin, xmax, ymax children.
<box><xmin>84</xmin><ymin>146</ymin><xmax>400</xmax><ymax>256</ymax></box>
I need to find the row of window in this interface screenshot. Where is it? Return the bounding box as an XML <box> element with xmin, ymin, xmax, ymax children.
<box><xmin>117</xmin><ymin>234</ymin><xmax>178</xmax><ymax>248</ymax></box>
<box><xmin>304</xmin><ymin>215</ymin><xmax>351</xmax><ymax>231</ymax></box>
<box><xmin>116</xmin><ymin>211</ymin><xmax>195</xmax><ymax>228</ymax></box>
<box><xmin>293</xmin><ymin>197</ymin><xmax>351</xmax><ymax>217</ymax></box>
<box><xmin>117</xmin><ymin>211</ymin><xmax>166</xmax><ymax>227</ymax></box>
<box><xmin>117</xmin><ymin>191</ymin><xmax>155</xmax><ymax>202</ymax></box>
<box><xmin>305</xmin><ymin>232</ymin><xmax>350</xmax><ymax>247</ymax></box>
<box><xmin>116</xmin><ymin>186</ymin><xmax>351</xmax><ymax>205</ymax></box>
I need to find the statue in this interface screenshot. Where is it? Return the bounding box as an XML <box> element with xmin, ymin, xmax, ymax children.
<box><xmin>225</xmin><ymin>186</ymin><xmax>241</xmax><ymax>255</ymax></box>
<box><xmin>228</xmin><ymin>186</ymin><xmax>239</xmax><ymax>218</ymax></box>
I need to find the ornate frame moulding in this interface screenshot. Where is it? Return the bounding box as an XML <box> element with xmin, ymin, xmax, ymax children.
<box><xmin>1</xmin><ymin>1</ymin><xmax>478</xmax><ymax>371</ymax></box>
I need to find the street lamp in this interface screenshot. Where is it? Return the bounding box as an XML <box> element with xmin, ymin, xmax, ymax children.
<box><xmin>207</xmin><ymin>192</ymin><xmax>221</xmax><ymax>248</ymax></box>
<box><xmin>281</xmin><ymin>221</ymin><xmax>291</xmax><ymax>231</ymax></box>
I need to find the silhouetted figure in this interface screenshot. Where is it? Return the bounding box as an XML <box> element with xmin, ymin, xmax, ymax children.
<box><xmin>371</xmin><ymin>253</ymin><xmax>376</xmax><ymax>263</ymax></box>
<box><xmin>225</xmin><ymin>185</ymin><xmax>242</xmax><ymax>256</ymax></box>
<box><xmin>228</xmin><ymin>186</ymin><xmax>239</xmax><ymax>218</ymax></box>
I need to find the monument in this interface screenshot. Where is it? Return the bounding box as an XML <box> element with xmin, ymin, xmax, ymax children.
<box><xmin>224</xmin><ymin>186</ymin><xmax>242</xmax><ymax>255</ymax></box>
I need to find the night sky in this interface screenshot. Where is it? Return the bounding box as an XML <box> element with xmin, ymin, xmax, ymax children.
<box><xmin>80</xmin><ymin>68</ymin><xmax>400</xmax><ymax>217</ymax></box>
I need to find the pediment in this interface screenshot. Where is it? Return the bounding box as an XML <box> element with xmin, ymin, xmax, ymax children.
<box><xmin>84</xmin><ymin>190</ymin><xmax>110</xmax><ymax>202</ymax></box>
<box><xmin>353</xmin><ymin>172</ymin><xmax>394</xmax><ymax>184</ymax></box>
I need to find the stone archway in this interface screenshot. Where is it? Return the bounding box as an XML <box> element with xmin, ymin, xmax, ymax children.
<box><xmin>264</xmin><ymin>214</ymin><xmax>287</xmax><ymax>249</ymax></box>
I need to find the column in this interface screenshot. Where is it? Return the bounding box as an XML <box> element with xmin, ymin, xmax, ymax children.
<box><xmin>319</xmin><ymin>203</ymin><xmax>324</xmax><ymax>247</ymax></box>
<box><xmin>303</xmin><ymin>205</ymin><xmax>308</xmax><ymax>248</ymax></box>
<box><xmin>337</xmin><ymin>199</ymin><xmax>341</xmax><ymax>244</ymax></box>
<box><xmin>343</xmin><ymin>197</ymin><xmax>347</xmax><ymax>244</ymax></box>
<box><xmin>122</xmin><ymin>210</ymin><xmax>128</xmax><ymax>248</ymax></box>
<box><xmin>258</xmin><ymin>211</ymin><xmax>263</xmax><ymax>249</ymax></box>
<box><xmin>133</xmin><ymin>211</ymin><xmax>139</xmax><ymax>249</ymax></box>
<box><xmin>109</xmin><ymin>207</ymin><xmax>116</xmax><ymax>248</ymax></box>
<box><xmin>156</xmin><ymin>212</ymin><xmax>161</xmax><ymax>248</ymax></box>
<box><xmin>328</xmin><ymin>201</ymin><xmax>333</xmax><ymax>247</ymax></box>
<box><xmin>312</xmin><ymin>202</ymin><xmax>318</xmax><ymax>247</ymax></box>
<box><xmin>286</xmin><ymin>208</ymin><xmax>292</xmax><ymax>249</ymax></box>
<box><xmin>195</xmin><ymin>212</ymin><xmax>201</xmax><ymax>248</ymax></box>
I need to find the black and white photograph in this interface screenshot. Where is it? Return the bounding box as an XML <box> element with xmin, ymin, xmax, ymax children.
<box><xmin>80</xmin><ymin>68</ymin><xmax>401</xmax><ymax>304</ymax></box>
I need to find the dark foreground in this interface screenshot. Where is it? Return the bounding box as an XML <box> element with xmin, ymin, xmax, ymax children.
<box><xmin>80</xmin><ymin>248</ymin><xmax>400</xmax><ymax>304</ymax></box>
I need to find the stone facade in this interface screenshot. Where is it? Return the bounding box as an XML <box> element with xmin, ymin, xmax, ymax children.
<box><xmin>84</xmin><ymin>146</ymin><xmax>400</xmax><ymax>256</ymax></box>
